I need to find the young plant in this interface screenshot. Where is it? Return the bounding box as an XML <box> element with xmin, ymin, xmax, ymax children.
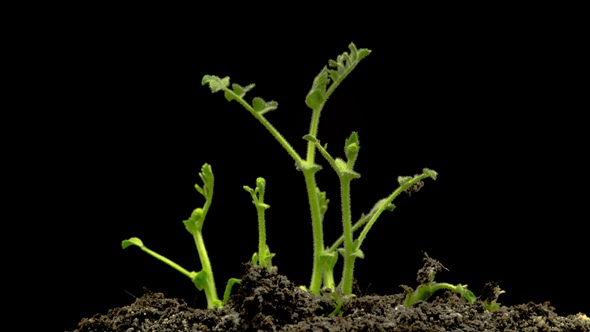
<box><xmin>244</xmin><ymin>177</ymin><xmax>275</xmax><ymax>270</ymax></box>
<box><xmin>480</xmin><ymin>281</ymin><xmax>505</xmax><ymax>311</ymax></box>
<box><xmin>402</xmin><ymin>253</ymin><xmax>476</xmax><ymax>307</ymax></box>
<box><xmin>202</xmin><ymin>43</ymin><xmax>437</xmax><ymax>297</ymax></box>
<box><xmin>122</xmin><ymin>164</ymin><xmax>241</xmax><ymax>309</ymax></box>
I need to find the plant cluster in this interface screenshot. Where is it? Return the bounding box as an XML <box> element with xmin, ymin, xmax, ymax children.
<box><xmin>122</xmin><ymin>43</ymin><xmax>494</xmax><ymax>311</ymax></box>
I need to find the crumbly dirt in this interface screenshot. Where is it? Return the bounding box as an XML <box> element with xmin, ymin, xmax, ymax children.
<box><xmin>68</xmin><ymin>257</ymin><xmax>589</xmax><ymax>332</ymax></box>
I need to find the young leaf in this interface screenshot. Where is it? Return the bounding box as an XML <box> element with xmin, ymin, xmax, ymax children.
<box><xmin>423</xmin><ymin>168</ymin><xmax>438</xmax><ymax>180</ymax></box>
<box><xmin>252</xmin><ymin>97</ymin><xmax>278</xmax><ymax>115</ymax></box>
<box><xmin>202</xmin><ymin>75</ymin><xmax>230</xmax><ymax>93</ymax></box>
<box><xmin>352</xmin><ymin>248</ymin><xmax>364</xmax><ymax>259</ymax></box>
<box><xmin>225</xmin><ymin>83</ymin><xmax>255</xmax><ymax>102</ymax></box>
<box><xmin>197</xmin><ymin>164</ymin><xmax>214</xmax><ymax>200</ymax></box>
<box><xmin>122</xmin><ymin>237</ymin><xmax>144</xmax><ymax>249</ymax></box>
<box><xmin>302</xmin><ymin>134</ymin><xmax>319</xmax><ymax>144</ymax></box>
<box><xmin>183</xmin><ymin>208</ymin><xmax>204</xmax><ymax>234</ymax></box>
<box><xmin>192</xmin><ymin>270</ymin><xmax>208</xmax><ymax>291</ymax></box>
<box><xmin>344</xmin><ymin>132</ymin><xmax>360</xmax><ymax>167</ymax></box>
<box><xmin>308</xmin><ymin>42</ymin><xmax>371</xmax><ymax>108</ymax></box>
<box><xmin>233</xmin><ymin>83</ymin><xmax>255</xmax><ymax>98</ymax></box>
<box><xmin>305</xmin><ymin>67</ymin><xmax>329</xmax><ymax>110</ymax></box>
<box><xmin>316</xmin><ymin>187</ymin><xmax>329</xmax><ymax>219</ymax></box>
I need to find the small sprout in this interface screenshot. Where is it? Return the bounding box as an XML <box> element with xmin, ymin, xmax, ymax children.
<box><xmin>480</xmin><ymin>281</ymin><xmax>505</xmax><ymax>311</ymax></box>
<box><xmin>403</xmin><ymin>253</ymin><xmax>476</xmax><ymax>307</ymax></box>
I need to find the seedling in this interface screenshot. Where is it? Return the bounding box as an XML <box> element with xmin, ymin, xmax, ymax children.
<box><xmin>402</xmin><ymin>253</ymin><xmax>477</xmax><ymax>307</ymax></box>
<box><xmin>244</xmin><ymin>177</ymin><xmax>275</xmax><ymax>270</ymax></box>
<box><xmin>123</xmin><ymin>43</ymin><xmax>448</xmax><ymax>309</ymax></box>
<box><xmin>480</xmin><ymin>281</ymin><xmax>505</xmax><ymax>311</ymax></box>
<box><xmin>122</xmin><ymin>164</ymin><xmax>241</xmax><ymax>309</ymax></box>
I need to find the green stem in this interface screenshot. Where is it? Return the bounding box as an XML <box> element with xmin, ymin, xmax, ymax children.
<box><xmin>328</xmin><ymin>213</ymin><xmax>370</xmax><ymax>252</ymax></box>
<box><xmin>303</xmin><ymin>169</ymin><xmax>325</xmax><ymax>295</ymax></box>
<box><xmin>340</xmin><ymin>178</ymin><xmax>355</xmax><ymax>295</ymax></box>
<box><xmin>257</xmin><ymin>206</ymin><xmax>267</xmax><ymax>266</ymax></box>
<box><xmin>224</xmin><ymin>89</ymin><xmax>304</xmax><ymax>165</ymax></box>
<box><xmin>193</xmin><ymin>230</ymin><xmax>221</xmax><ymax>308</ymax></box>
<box><xmin>306</xmin><ymin>106</ymin><xmax>323</xmax><ymax>163</ymax></box>
<box><xmin>355</xmin><ymin>174</ymin><xmax>430</xmax><ymax>250</ymax></box>
<box><xmin>137</xmin><ymin>245</ymin><xmax>193</xmax><ymax>279</ymax></box>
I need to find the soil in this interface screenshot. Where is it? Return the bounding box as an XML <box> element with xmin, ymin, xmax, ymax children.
<box><xmin>68</xmin><ymin>257</ymin><xmax>589</xmax><ymax>332</ymax></box>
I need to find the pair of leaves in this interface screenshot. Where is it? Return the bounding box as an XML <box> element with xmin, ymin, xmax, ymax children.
<box><xmin>202</xmin><ymin>75</ymin><xmax>277</xmax><ymax>115</ymax></box>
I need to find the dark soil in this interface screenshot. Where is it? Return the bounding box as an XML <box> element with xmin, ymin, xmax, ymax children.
<box><xmin>68</xmin><ymin>257</ymin><xmax>589</xmax><ymax>332</ymax></box>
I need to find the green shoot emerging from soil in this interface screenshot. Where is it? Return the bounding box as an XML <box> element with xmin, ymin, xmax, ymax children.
<box><xmin>123</xmin><ymin>43</ymin><xmax>449</xmax><ymax>309</ymax></box>
<box><xmin>122</xmin><ymin>164</ymin><xmax>241</xmax><ymax>309</ymax></box>
<box><xmin>402</xmin><ymin>253</ymin><xmax>476</xmax><ymax>307</ymax></box>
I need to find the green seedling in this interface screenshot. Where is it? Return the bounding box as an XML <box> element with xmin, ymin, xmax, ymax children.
<box><xmin>244</xmin><ymin>177</ymin><xmax>275</xmax><ymax>270</ymax></box>
<box><xmin>402</xmin><ymin>253</ymin><xmax>477</xmax><ymax>307</ymax></box>
<box><xmin>202</xmin><ymin>43</ymin><xmax>437</xmax><ymax>297</ymax></box>
<box><xmin>122</xmin><ymin>164</ymin><xmax>241</xmax><ymax>309</ymax></box>
<box><xmin>124</xmin><ymin>43</ymin><xmax>449</xmax><ymax>310</ymax></box>
<box><xmin>480</xmin><ymin>281</ymin><xmax>505</xmax><ymax>311</ymax></box>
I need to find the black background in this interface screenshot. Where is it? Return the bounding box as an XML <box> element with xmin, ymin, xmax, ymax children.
<box><xmin>42</xmin><ymin>6</ymin><xmax>587</xmax><ymax>331</ymax></box>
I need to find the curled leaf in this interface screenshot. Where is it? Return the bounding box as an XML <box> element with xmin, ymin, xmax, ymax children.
<box><xmin>122</xmin><ymin>237</ymin><xmax>144</xmax><ymax>249</ymax></box>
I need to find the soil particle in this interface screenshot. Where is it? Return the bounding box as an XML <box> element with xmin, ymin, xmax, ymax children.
<box><xmin>68</xmin><ymin>261</ymin><xmax>589</xmax><ymax>331</ymax></box>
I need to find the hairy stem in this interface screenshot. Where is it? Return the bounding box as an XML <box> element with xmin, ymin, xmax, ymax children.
<box><xmin>303</xmin><ymin>169</ymin><xmax>325</xmax><ymax>294</ymax></box>
<box><xmin>340</xmin><ymin>178</ymin><xmax>355</xmax><ymax>295</ymax></box>
<box><xmin>224</xmin><ymin>88</ymin><xmax>304</xmax><ymax>166</ymax></box>
<box><xmin>193</xmin><ymin>230</ymin><xmax>221</xmax><ymax>308</ymax></box>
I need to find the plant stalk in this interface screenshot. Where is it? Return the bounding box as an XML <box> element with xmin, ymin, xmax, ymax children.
<box><xmin>340</xmin><ymin>178</ymin><xmax>355</xmax><ymax>295</ymax></box>
<box><xmin>193</xmin><ymin>230</ymin><xmax>221</xmax><ymax>308</ymax></box>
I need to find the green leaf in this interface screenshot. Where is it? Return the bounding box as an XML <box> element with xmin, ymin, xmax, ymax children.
<box><xmin>358</xmin><ymin>49</ymin><xmax>371</xmax><ymax>60</ymax></box>
<box><xmin>243</xmin><ymin>185</ymin><xmax>255</xmax><ymax>195</ymax></box>
<box><xmin>192</xmin><ymin>270</ymin><xmax>208</xmax><ymax>291</ymax></box>
<box><xmin>302</xmin><ymin>134</ymin><xmax>319</xmax><ymax>143</ymax></box>
<box><xmin>252</xmin><ymin>97</ymin><xmax>278</xmax><ymax>115</ymax></box>
<box><xmin>327</xmin><ymin>43</ymin><xmax>371</xmax><ymax>79</ymax></box>
<box><xmin>305</xmin><ymin>90</ymin><xmax>325</xmax><ymax>111</ymax></box>
<box><xmin>233</xmin><ymin>83</ymin><xmax>255</xmax><ymax>98</ymax></box>
<box><xmin>183</xmin><ymin>208</ymin><xmax>203</xmax><ymax>234</ymax></box>
<box><xmin>423</xmin><ymin>168</ymin><xmax>438</xmax><ymax>180</ymax></box>
<box><xmin>305</xmin><ymin>67</ymin><xmax>329</xmax><ymax>110</ymax></box>
<box><xmin>352</xmin><ymin>248</ymin><xmax>364</xmax><ymax>259</ymax></box>
<box><xmin>463</xmin><ymin>289</ymin><xmax>476</xmax><ymax>303</ymax></box>
<box><xmin>225</xmin><ymin>83</ymin><xmax>254</xmax><ymax>102</ymax></box>
<box><xmin>334</xmin><ymin>158</ymin><xmax>348</xmax><ymax>172</ymax></box>
<box><xmin>323</xmin><ymin>249</ymin><xmax>338</xmax><ymax>269</ymax></box>
<box><xmin>202</xmin><ymin>75</ymin><xmax>230</xmax><ymax>93</ymax></box>
<box><xmin>316</xmin><ymin>187</ymin><xmax>329</xmax><ymax>218</ymax></box>
<box><xmin>260</xmin><ymin>244</ymin><xmax>276</xmax><ymax>267</ymax></box>
<box><xmin>197</xmin><ymin>164</ymin><xmax>214</xmax><ymax>199</ymax></box>
<box><xmin>344</xmin><ymin>132</ymin><xmax>360</xmax><ymax>163</ymax></box>
<box><xmin>122</xmin><ymin>237</ymin><xmax>144</xmax><ymax>249</ymax></box>
<box><xmin>295</xmin><ymin>161</ymin><xmax>322</xmax><ymax>173</ymax></box>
